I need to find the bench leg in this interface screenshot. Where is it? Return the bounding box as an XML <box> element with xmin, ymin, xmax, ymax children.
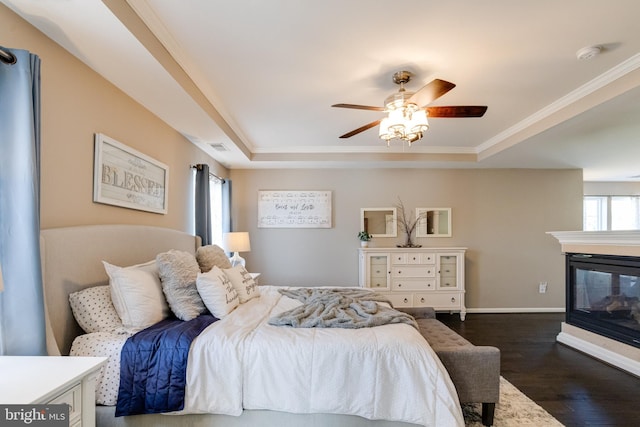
<box><xmin>481</xmin><ymin>402</ymin><xmax>495</xmax><ymax>426</ymax></box>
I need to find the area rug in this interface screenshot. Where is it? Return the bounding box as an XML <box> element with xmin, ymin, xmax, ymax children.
<box><xmin>463</xmin><ymin>377</ymin><xmax>564</xmax><ymax>426</ymax></box>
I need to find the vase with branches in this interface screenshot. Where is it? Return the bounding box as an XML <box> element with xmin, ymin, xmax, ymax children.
<box><xmin>395</xmin><ymin>198</ymin><xmax>426</xmax><ymax>248</ymax></box>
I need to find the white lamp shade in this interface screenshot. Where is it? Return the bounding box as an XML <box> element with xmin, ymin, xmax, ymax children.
<box><xmin>378</xmin><ymin>117</ymin><xmax>391</xmax><ymax>140</ymax></box>
<box><xmin>409</xmin><ymin>109</ymin><xmax>429</xmax><ymax>133</ymax></box>
<box><xmin>223</xmin><ymin>232</ymin><xmax>251</xmax><ymax>253</ymax></box>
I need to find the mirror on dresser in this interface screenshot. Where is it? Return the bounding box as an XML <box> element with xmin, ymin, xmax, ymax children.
<box><xmin>361</xmin><ymin>208</ymin><xmax>397</xmax><ymax>237</ymax></box>
<box><xmin>415</xmin><ymin>208</ymin><xmax>452</xmax><ymax>237</ymax></box>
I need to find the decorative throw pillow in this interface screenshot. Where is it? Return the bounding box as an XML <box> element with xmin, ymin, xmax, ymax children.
<box><xmin>69</xmin><ymin>285</ymin><xmax>123</xmax><ymax>333</ymax></box>
<box><xmin>196</xmin><ymin>266</ymin><xmax>239</xmax><ymax>318</ymax></box>
<box><xmin>195</xmin><ymin>244</ymin><xmax>232</xmax><ymax>272</ymax></box>
<box><xmin>223</xmin><ymin>265</ymin><xmax>260</xmax><ymax>303</ymax></box>
<box><xmin>156</xmin><ymin>250</ymin><xmax>206</xmax><ymax>321</ymax></box>
<box><xmin>104</xmin><ymin>260</ymin><xmax>171</xmax><ymax>330</ymax></box>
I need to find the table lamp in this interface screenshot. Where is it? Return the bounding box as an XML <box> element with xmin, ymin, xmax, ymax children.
<box><xmin>223</xmin><ymin>232</ymin><xmax>251</xmax><ymax>267</ymax></box>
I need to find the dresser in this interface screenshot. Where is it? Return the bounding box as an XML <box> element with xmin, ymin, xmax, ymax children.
<box><xmin>359</xmin><ymin>247</ymin><xmax>467</xmax><ymax>320</ymax></box>
<box><xmin>0</xmin><ymin>356</ymin><xmax>107</xmax><ymax>427</ymax></box>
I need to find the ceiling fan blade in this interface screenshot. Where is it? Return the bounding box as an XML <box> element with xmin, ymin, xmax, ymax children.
<box><xmin>332</xmin><ymin>103</ymin><xmax>385</xmax><ymax>111</ymax></box>
<box><xmin>426</xmin><ymin>106</ymin><xmax>488</xmax><ymax>118</ymax></box>
<box><xmin>339</xmin><ymin>119</ymin><xmax>382</xmax><ymax>138</ymax></box>
<box><xmin>408</xmin><ymin>79</ymin><xmax>456</xmax><ymax>107</ymax></box>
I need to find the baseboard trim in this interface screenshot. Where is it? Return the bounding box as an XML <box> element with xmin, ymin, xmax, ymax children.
<box><xmin>466</xmin><ymin>307</ymin><xmax>565</xmax><ymax>314</ymax></box>
<box><xmin>557</xmin><ymin>331</ymin><xmax>640</xmax><ymax>377</ymax></box>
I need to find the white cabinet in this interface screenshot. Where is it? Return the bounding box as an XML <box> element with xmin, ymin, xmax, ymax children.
<box><xmin>0</xmin><ymin>356</ymin><xmax>107</xmax><ymax>427</ymax></box>
<box><xmin>359</xmin><ymin>248</ymin><xmax>466</xmax><ymax>320</ymax></box>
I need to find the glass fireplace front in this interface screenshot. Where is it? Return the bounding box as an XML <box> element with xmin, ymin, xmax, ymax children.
<box><xmin>566</xmin><ymin>253</ymin><xmax>640</xmax><ymax>348</ymax></box>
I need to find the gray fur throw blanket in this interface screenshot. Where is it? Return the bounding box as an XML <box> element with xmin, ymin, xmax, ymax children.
<box><xmin>268</xmin><ymin>288</ymin><xmax>418</xmax><ymax>329</ymax></box>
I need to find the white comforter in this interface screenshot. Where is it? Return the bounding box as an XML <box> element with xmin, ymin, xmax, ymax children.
<box><xmin>182</xmin><ymin>286</ymin><xmax>464</xmax><ymax>427</ymax></box>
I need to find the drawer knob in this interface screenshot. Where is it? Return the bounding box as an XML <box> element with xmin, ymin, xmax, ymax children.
<box><xmin>403</xmin><ymin>298</ymin><xmax>409</xmax><ymax>303</ymax></box>
<box><xmin>451</xmin><ymin>297</ymin><xmax>456</xmax><ymax>303</ymax></box>
<box><xmin>420</xmin><ymin>297</ymin><xmax>425</xmax><ymax>303</ymax></box>
<box><xmin>398</xmin><ymin>283</ymin><xmax>402</xmax><ymax>288</ymax></box>
<box><xmin>398</xmin><ymin>270</ymin><xmax>402</xmax><ymax>274</ymax></box>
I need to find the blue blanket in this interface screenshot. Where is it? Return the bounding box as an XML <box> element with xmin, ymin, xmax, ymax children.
<box><xmin>115</xmin><ymin>314</ymin><xmax>217</xmax><ymax>416</ymax></box>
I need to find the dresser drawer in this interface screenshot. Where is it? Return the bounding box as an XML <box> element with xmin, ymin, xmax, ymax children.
<box><xmin>420</xmin><ymin>253</ymin><xmax>436</xmax><ymax>264</ymax></box>
<box><xmin>439</xmin><ymin>255</ymin><xmax>457</xmax><ymax>265</ymax></box>
<box><xmin>391</xmin><ymin>253</ymin><xmax>408</xmax><ymax>264</ymax></box>
<box><xmin>415</xmin><ymin>292</ymin><xmax>462</xmax><ymax>309</ymax></box>
<box><xmin>384</xmin><ymin>293</ymin><xmax>413</xmax><ymax>307</ymax></box>
<box><xmin>439</xmin><ymin>275</ymin><xmax>458</xmax><ymax>289</ymax></box>
<box><xmin>392</xmin><ymin>266</ymin><xmax>436</xmax><ymax>278</ymax></box>
<box><xmin>369</xmin><ymin>278</ymin><xmax>389</xmax><ymax>289</ymax></box>
<box><xmin>50</xmin><ymin>383</ymin><xmax>81</xmax><ymax>425</ymax></box>
<box><xmin>391</xmin><ymin>278</ymin><xmax>435</xmax><ymax>291</ymax></box>
<box><xmin>370</xmin><ymin>255</ymin><xmax>387</xmax><ymax>265</ymax></box>
<box><xmin>393</xmin><ymin>252</ymin><xmax>432</xmax><ymax>264</ymax></box>
<box><xmin>370</xmin><ymin>265</ymin><xmax>388</xmax><ymax>277</ymax></box>
<box><xmin>406</xmin><ymin>253</ymin><xmax>422</xmax><ymax>264</ymax></box>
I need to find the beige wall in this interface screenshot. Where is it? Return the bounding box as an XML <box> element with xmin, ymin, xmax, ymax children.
<box><xmin>1</xmin><ymin>4</ymin><xmax>227</xmax><ymax>232</ymax></box>
<box><xmin>231</xmin><ymin>168</ymin><xmax>583</xmax><ymax>310</ymax></box>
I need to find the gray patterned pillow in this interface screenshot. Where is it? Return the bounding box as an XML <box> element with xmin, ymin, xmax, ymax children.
<box><xmin>156</xmin><ymin>250</ymin><xmax>206</xmax><ymax>321</ymax></box>
<box><xmin>196</xmin><ymin>244</ymin><xmax>232</xmax><ymax>272</ymax></box>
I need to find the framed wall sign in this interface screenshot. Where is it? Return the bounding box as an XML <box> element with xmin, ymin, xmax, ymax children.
<box><xmin>93</xmin><ymin>133</ymin><xmax>169</xmax><ymax>214</ymax></box>
<box><xmin>258</xmin><ymin>190</ymin><xmax>332</xmax><ymax>228</ymax></box>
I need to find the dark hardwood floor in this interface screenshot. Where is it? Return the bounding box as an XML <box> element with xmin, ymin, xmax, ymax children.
<box><xmin>437</xmin><ymin>312</ymin><xmax>640</xmax><ymax>427</ymax></box>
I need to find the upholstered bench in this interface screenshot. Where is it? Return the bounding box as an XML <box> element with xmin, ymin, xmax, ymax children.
<box><xmin>401</xmin><ymin>307</ymin><xmax>500</xmax><ymax>427</ymax></box>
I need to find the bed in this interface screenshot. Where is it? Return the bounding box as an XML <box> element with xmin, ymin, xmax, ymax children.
<box><xmin>40</xmin><ymin>224</ymin><xmax>464</xmax><ymax>427</ymax></box>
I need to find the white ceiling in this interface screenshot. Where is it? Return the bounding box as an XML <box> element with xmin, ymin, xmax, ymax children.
<box><xmin>4</xmin><ymin>0</ymin><xmax>640</xmax><ymax>180</ymax></box>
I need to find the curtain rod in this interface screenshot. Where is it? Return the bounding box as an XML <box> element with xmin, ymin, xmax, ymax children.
<box><xmin>0</xmin><ymin>47</ymin><xmax>16</xmax><ymax>64</ymax></box>
<box><xmin>190</xmin><ymin>164</ymin><xmax>225</xmax><ymax>182</ymax></box>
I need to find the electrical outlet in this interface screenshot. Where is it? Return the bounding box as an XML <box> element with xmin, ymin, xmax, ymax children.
<box><xmin>539</xmin><ymin>282</ymin><xmax>548</xmax><ymax>293</ymax></box>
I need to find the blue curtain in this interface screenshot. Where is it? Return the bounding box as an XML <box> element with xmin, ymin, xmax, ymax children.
<box><xmin>0</xmin><ymin>47</ymin><xmax>47</xmax><ymax>356</ymax></box>
<box><xmin>222</xmin><ymin>179</ymin><xmax>232</xmax><ymax>233</ymax></box>
<box><xmin>194</xmin><ymin>164</ymin><xmax>212</xmax><ymax>246</ymax></box>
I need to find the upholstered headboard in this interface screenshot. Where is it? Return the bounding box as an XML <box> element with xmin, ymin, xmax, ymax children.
<box><xmin>40</xmin><ymin>225</ymin><xmax>201</xmax><ymax>355</ymax></box>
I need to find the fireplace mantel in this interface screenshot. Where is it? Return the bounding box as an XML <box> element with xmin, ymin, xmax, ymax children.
<box><xmin>548</xmin><ymin>230</ymin><xmax>640</xmax><ymax>377</ymax></box>
<box><xmin>547</xmin><ymin>230</ymin><xmax>640</xmax><ymax>257</ymax></box>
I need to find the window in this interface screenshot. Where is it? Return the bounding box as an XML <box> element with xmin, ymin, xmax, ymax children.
<box><xmin>583</xmin><ymin>196</ymin><xmax>640</xmax><ymax>231</ymax></box>
<box><xmin>210</xmin><ymin>176</ymin><xmax>224</xmax><ymax>247</ymax></box>
<box><xmin>192</xmin><ymin>168</ymin><xmax>226</xmax><ymax>247</ymax></box>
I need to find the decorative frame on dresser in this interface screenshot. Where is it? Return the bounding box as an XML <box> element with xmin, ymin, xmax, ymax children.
<box><xmin>359</xmin><ymin>247</ymin><xmax>467</xmax><ymax>320</ymax></box>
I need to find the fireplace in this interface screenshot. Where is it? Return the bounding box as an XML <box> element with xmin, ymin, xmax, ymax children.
<box><xmin>566</xmin><ymin>253</ymin><xmax>640</xmax><ymax>349</ymax></box>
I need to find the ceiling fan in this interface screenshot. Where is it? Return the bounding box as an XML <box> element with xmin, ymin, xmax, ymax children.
<box><xmin>332</xmin><ymin>71</ymin><xmax>487</xmax><ymax>144</ymax></box>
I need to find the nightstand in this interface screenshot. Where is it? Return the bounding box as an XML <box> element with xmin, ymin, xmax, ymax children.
<box><xmin>0</xmin><ymin>356</ymin><xmax>107</xmax><ymax>427</ymax></box>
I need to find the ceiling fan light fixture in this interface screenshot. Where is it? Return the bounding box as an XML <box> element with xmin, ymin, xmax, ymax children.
<box><xmin>378</xmin><ymin>102</ymin><xmax>429</xmax><ymax>146</ymax></box>
<box><xmin>334</xmin><ymin>73</ymin><xmax>486</xmax><ymax>142</ymax></box>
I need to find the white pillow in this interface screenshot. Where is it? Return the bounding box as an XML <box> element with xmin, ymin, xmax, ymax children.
<box><xmin>69</xmin><ymin>285</ymin><xmax>123</xmax><ymax>333</ymax></box>
<box><xmin>104</xmin><ymin>260</ymin><xmax>170</xmax><ymax>330</ymax></box>
<box><xmin>223</xmin><ymin>265</ymin><xmax>260</xmax><ymax>303</ymax></box>
<box><xmin>196</xmin><ymin>266</ymin><xmax>239</xmax><ymax>318</ymax></box>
